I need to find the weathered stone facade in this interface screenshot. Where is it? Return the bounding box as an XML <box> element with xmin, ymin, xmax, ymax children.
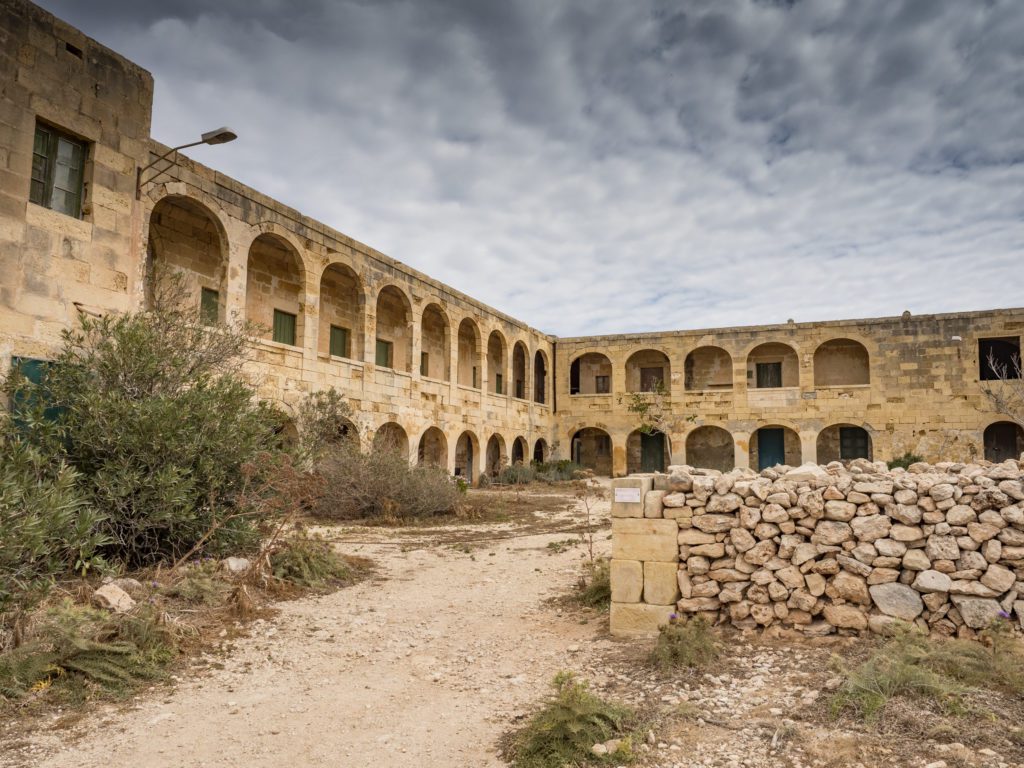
<box><xmin>2</xmin><ymin>0</ymin><xmax>1022</xmax><ymax>483</ymax></box>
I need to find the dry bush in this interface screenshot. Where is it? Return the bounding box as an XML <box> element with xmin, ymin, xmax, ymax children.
<box><xmin>312</xmin><ymin>444</ymin><xmax>460</xmax><ymax>520</ymax></box>
<box><xmin>650</xmin><ymin>615</ymin><xmax>721</xmax><ymax>672</ymax></box>
<box><xmin>576</xmin><ymin>557</ymin><xmax>611</xmax><ymax>609</ymax></box>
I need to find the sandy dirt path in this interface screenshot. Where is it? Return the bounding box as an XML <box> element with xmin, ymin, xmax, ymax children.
<box><xmin>13</xmin><ymin>496</ymin><xmax>614</xmax><ymax>768</ymax></box>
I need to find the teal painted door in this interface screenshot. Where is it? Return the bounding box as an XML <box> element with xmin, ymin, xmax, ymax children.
<box><xmin>758</xmin><ymin>428</ymin><xmax>785</xmax><ymax>470</ymax></box>
<box><xmin>641</xmin><ymin>432</ymin><xmax>665</xmax><ymax>472</ymax></box>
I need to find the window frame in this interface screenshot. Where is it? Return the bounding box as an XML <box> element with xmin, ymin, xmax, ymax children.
<box><xmin>200</xmin><ymin>287</ymin><xmax>219</xmax><ymax>326</ymax></box>
<box><xmin>595</xmin><ymin>375</ymin><xmax>610</xmax><ymax>394</ymax></box>
<box><xmin>375</xmin><ymin>338</ymin><xmax>393</xmax><ymax>368</ymax></box>
<box><xmin>755</xmin><ymin>361</ymin><xmax>783</xmax><ymax>389</ymax></box>
<box><xmin>272</xmin><ymin>309</ymin><xmax>297</xmax><ymax>346</ymax></box>
<box><xmin>30</xmin><ymin>121</ymin><xmax>87</xmax><ymax>219</ymax></box>
<box><xmin>329</xmin><ymin>325</ymin><xmax>350</xmax><ymax>359</ymax></box>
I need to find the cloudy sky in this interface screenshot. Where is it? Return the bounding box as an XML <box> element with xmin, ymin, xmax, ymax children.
<box><xmin>39</xmin><ymin>0</ymin><xmax>1024</xmax><ymax>336</ymax></box>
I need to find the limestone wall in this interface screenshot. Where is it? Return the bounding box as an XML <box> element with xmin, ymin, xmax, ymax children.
<box><xmin>609</xmin><ymin>459</ymin><xmax>1024</xmax><ymax>638</ymax></box>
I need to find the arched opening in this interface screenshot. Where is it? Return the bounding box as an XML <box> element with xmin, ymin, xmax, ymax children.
<box><xmin>533</xmin><ymin>438</ymin><xmax>548</xmax><ymax>463</ymax></box>
<box><xmin>319</xmin><ymin>262</ymin><xmax>363</xmax><ymax>361</ymax></box>
<box><xmin>487</xmin><ymin>331</ymin><xmax>508</xmax><ymax>395</ymax></box>
<box><xmin>685</xmin><ymin>426</ymin><xmax>735</xmax><ymax>472</ymax></box>
<box><xmin>627</xmin><ymin>429</ymin><xmax>669</xmax><ymax>474</ymax></box>
<box><xmin>147</xmin><ymin>196</ymin><xmax>227</xmax><ymax>321</ymax></box>
<box><xmin>750</xmin><ymin>425</ymin><xmax>801</xmax><ymax>470</ymax></box>
<box><xmin>457</xmin><ymin>319</ymin><xmax>481</xmax><ymax>388</ymax></box>
<box><xmin>374</xmin><ymin>286</ymin><xmax>412</xmax><ymax>372</ymax></box>
<box><xmin>420</xmin><ymin>304</ymin><xmax>450</xmax><ymax>380</ymax></box>
<box><xmin>455</xmin><ymin>431</ymin><xmax>478</xmax><ymax>483</ymax></box>
<box><xmin>747</xmin><ymin>343</ymin><xmax>799</xmax><ymax>389</ymax></box>
<box><xmin>247</xmin><ymin>233</ymin><xmax>304</xmax><ymax>347</ymax></box>
<box><xmin>814</xmin><ymin>339</ymin><xmax>870</xmax><ymax>386</ymax></box>
<box><xmin>533</xmin><ymin>350</ymin><xmax>548</xmax><ymax>404</ymax></box>
<box><xmin>274</xmin><ymin>418</ymin><xmax>300</xmax><ymax>451</ymax></box>
<box><xmin>817</xmin><ymin>424</ymin><xmax>873</xmax><ymax>463</ymax></box>
<box><xmin>417</xmin><ymin>427</ymin><xmax>448</xmax><ymax>468</ymax></box>
<box><xmin>569</xmin><ymin>353</ymin><xmax>612</xmax><ymax>395</ymax></box>
<box><xmin>511</xmin><ymin>436</ymin><xmax>528</xmax><ymax>465</ymax></box>
<box><xmin>571</xmin><ymin>427</ymin><xmax>613</xmax><ymax>476</ymax></box>
<box><xmin>373</xmin><ymin>421</ymin><xmax>409</xmax><ymax>458</ymax></box>
<box><xmin>512</xmin><ymin>342</ymin><xmax>528</xmax><ymax>399</ymax></box>
<box><xmin>625</xmin><ymin>349</ymin><xmax>670</xmax><ymax>393</ymax></box>
<box><xmin>485</xmin><ymin>434</ymin><xmax>507</xmax><ymax>477</ymax></box>
<box><xmin>684</xmin><ymin>346</ymin><xmax>733</xmax><ymax>391</ymax></box>
<box><xmin>984</xmin><ymin>421</ymin><xmax>1024</xmax><ymax>463</ymax></box>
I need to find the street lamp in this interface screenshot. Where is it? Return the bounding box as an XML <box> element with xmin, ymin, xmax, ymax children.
<box><xmin>135</xmin><ymin>126</ymin><xmax>238</xmax><ymax>199</ymax></box>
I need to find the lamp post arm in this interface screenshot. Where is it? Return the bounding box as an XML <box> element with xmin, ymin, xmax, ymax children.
<box><xmin>135</xmin><ymin>140</ymin><xmax>206</xmax><ymax>199</ymax></box>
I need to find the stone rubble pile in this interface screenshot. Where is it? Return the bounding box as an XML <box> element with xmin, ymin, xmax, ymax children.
<box><xmin>611</xmin><ymin>457</ymin><xmax>1024</xmax><ymax>637</ymax></box>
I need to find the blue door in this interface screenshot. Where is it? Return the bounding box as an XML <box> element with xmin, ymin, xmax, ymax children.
<box><xmin>758</xmin><ymin>428</ymin><xmax>785</xmax><ymax>470</ymax></box>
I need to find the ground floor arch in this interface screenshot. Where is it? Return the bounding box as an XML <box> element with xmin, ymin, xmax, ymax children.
<box><xmin>626</xmin><ymin>429</ymin><xmax>669</xmax><ymax>474</ymax></box>
<box><xmin>571</xmin><ymin>427</ymin><xmax>613</xmax><ymax>476</ymax></box>
<box><xmin>485</xmin><ymin>434</ymin><xmax>507</xmax><ymax>477</ymax></box>
<box><xmin>749</xmin><ymin>425</ymin><xmax>801</xmax><ymax>471</ymax></box>
<box><xmin>984</xmin><ymin>421</ymin><xmax>1024</xmax><ymax>463</ymax></box>
<box><xmin>685</xmin><ymin>426</ymin><xmax>735</xmax><ymax>472</ymax></box>
<box><xmin>417</xmin><ymin>427</ymin><xmax>447</xmax><ymax>467</ymax></box>
<box><xmin>455</xmin><ymin>431</ymin><xmax>479</xmax><ymax>484</ymax></box>
<box><xmin>817</xmin><ymin>423</ymin><xmax>872</xmax><ymax>463</ymax></box>
<box><xmin>511</xmin><ymin>436</ymin><xmax>528</xmax><ymax>465</ymax></box>
<box><xmin>373</xmin><ymin>421</ymin><xmax>409</xmax><ymax>459</ymax></box>
<box><xmin>533</xmin><ymin>438</ymin><xmax>548</xmax><ymax>464</ymax></box>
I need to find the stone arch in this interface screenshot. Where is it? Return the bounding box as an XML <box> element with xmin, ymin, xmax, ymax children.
<box><xmin>814</xmin><ymin>339</ymin><xmax>870</xmax><ymax>386</ymax></box>
<box><xmin>511</xmin><ymin>436</ymin><xmax>529</xmax><ymax>465</ymax></box>
<box><xmin>457</xmin><ymin>318</ymin><xmax>482</xmax><ymax>388</ymax></box>
<box><xmin>485</xmin><ymin>433</ymin><xmax>507</xmax><ymax>477</ymax></box>
<box><xmin>487</xmin><ymin>330</ymin><xmax>508</xmax><ymax>395</ymax></box>
<box><xmin>626</xmin><ymin>429</ymin><xmax>670</xmax><ymax>474</ymax></box>
<box><xmin>684</xmin><ymin>346</ymin><xmax>733</xmax><ymax>391</ymax></box>
<box><xmin>984</xmin><ymin>421</ymin><xmax>1024</xmax><ymax>463</ymax></box>
<box><xmin>417</xmin><ymin>426</ymin><xmax>448</xmax><ymax>468</ymax></box>
<box><xmin>420</xmin><ymin>303</ymin><xmax>451</xmax><ymax>380</ymax></box>
<box><xmin>533</xmin><ymin>349</ymin><xmax>548</xmax><ymax>404</ymax></box>
<box><xmin>625</xmin><ymin>349</ymin><xmax>671</xmax><ymax>393</ymax></box>
<box><xmin>569</xmin><ymin>352</ymin><xmax>612</xmax><ymax>395</ymax></box>
<box><xmin>571</xmin><ymin>427</ymin><xmax>613</xmax><ymax>475</ymax></box>
<box><xmin>816</xmin><ymin>423</ymin><xmax>873</xmax><ymax>463</ymax></box>
<box><xmin>373</xmin><ymin>421</ymin><xmax>409</xmax><ymax>458</ymax></box>
<box><xmin>685</xmin><ymin>426</ymin><xmax>735</xmax><ymax>472</ymax></box>
<box><xmin>247</xmin><ymin>232</ymin><xmax>305</xmax><ymax>347</ymax></box>
<box><xmin>746</xmin><ymin>342</ymin><xmax>799</xmax><ymax>389</ymax></box>
<box><xmin>455</xmin><ymin>430</ymin><xmax>479</xmax><ymax>483</ymax></box>
<box><xmin>749</xmin><ymin>424</ymin><xmax>801</xmax><ymax>470</ymax></box>
<box><xmin>533</xmin><ymin>438</ymin><xmax>549</xmax><ymax>463</ymax></box>
<box><xmin>374</xmin><ymin>285</ymin><xmax>413</xmax><ymax>372</ymax></box>
<box><xmin>146</xmin><ymin>195</ymin><xmax>229</xmax><ymax>321</ymax></box>
<box><xmin>512</xmin><ymin>341</ymin><xmax>529</xmax><ymax>399</ymax></box>
<box><xmin>319</xmin><ymin>261</ymin><xmax>364</xmax><ymax>361</ymax></box>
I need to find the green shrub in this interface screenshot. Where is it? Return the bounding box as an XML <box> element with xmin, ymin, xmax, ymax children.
<box><xmin>295</xmin><ymin>388</ymin><xmax>357</xmax><ymax>465</ymax></box>
<box><xmin>650</xmin><ymin>615</ymin><xmax>720</xmax><ymax>672</ymax></box>
<box><xmin>577</xmin><ymin>558</ymin><xmax>611</xmax><ymax>609</ymax></box>
<box><xmin>313</xmin><ymin>444</ymin><xmax>460</xmax><ymax>520</ymax></box>
<box><xmin>532</xmin><ymin>460</ymin><xmax>584</xmax><ymax>483</ymax></box>
<box><xmin>500</xmin><ymin>464</ymin><xmax>536</xmax><ymax>485</ymax></box>
<box><xmin>503</xmin><ymin>672</ymin><xmax>635</xmax><ymax>768</ymax></box>
<box><xmin>0</xmin><ymin>437</ymin><xmax>105</xmax><ymax>639</ymax></box>
<box><xmin>269</xmin><ymin>535</ymin><xmax>353</xmax><ymax>588</ymax></box>
<box><xmin>887</xmin><ymin>452</ymin><xmax>923</xmax><ymax>470</ymax></box>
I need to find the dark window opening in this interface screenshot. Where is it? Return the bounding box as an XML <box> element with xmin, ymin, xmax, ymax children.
<box><xmin>31</xmin><ymin>122</ymin><xmax>86</xmax><ymax>218</ymax></box>
<box><xmin>839</xmin><ymin>426</ymin><xmax>870</xmax><ymax>460</ymax></box>
<box><xmin>979</xmin><ymin>337</ymin><xmax>1021</xmax><ymax>381</ymax></box>
<box><xmin>329</xmin><ymin>325</ymin><xmax>350</xmax><ymax>358</ymax></box>
<box><xmin>515</xmin><ymin>378</ymin><xmax>525</xmax><ymax>399</ymax></box>
<box><xmin>420</xmin><ymin>352</ymin><xmax>429</xmax><ymax>377</ymax></box>
<box><xmin>200</xmin><ymin>287</ymin><xmax>219</xmax><ymax>326</ymax></box>
<box><xmin>495</xmin><ymin>373</ymin><xmax>503</xmax><ymax>395</ymax></box>
<box><xmin>640</xmin><ymin>366</ymin><xmax>664</xmax><ymax>392</ymax></box>
<box><xmin>64</xmin><ymin>41</ymin><xmax>83</xmax><ymax>58</ymax></box>
<box><xmin>569</xmin><ymin>358</ymin><xmax>581</xmax><ymax>394</ymax></box>
<box><xmin>595</xmin><ymin>375</ymin><xmax>610</xmax><ymax>394</ymax></box>
<box><xmin>756</xmin><ymin>362</ymin><xmax>783</xmax><ymax>388</ymax></box>
<box><xmin>272</xmin><ymin>309</ymin><xmax>296</xmax><ymax>346</ymax></box>
<box><xmin>596</xmin><ymin>435</ymin><xmax>611</xmax><ymax>456</ymax></box>
<box><xmin>375</xmin><ymin>339</ymin><xmax>393</xmax><ymax>368</ymax></box>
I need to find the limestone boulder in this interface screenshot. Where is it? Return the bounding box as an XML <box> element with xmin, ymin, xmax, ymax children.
<box><xmin>911</xmin><ymin>569</ymin><xmax>952</xmax><ymax>594</ymax></box>
<box><xmin>92</xmin><ymin>583</ymin><xmax>136</xmax><ymax>613</ymax></box>
<box><xmin>823</xmin><ymin>604</ymin><xmax>868</xmax><ymax>630</ymax></box>
<box><xmin>950</xmin><ymin>596</ymin><xmax>1003</xmax><ymax>629</ymax></box>
<box><xmin>869</xmin><ymin>582</ymin><xmax>924</xmax><ymax>621</ymax></box>
<box><xmin>850</xmin><ymin>515</ymin><xmax>891</xmax><ymax>542</ymax></box>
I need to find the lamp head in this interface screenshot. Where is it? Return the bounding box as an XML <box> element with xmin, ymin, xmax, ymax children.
<box><xmin>201</xmin><ymin>126</ymin><xmax>237</xmax><ymax>145</ymax></box>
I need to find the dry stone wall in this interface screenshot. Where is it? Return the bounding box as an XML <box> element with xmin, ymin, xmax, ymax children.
<box><xmin>610</xmin><ymin>458</ymin><xmax>1024</xmax><ymax>638</ymax></box>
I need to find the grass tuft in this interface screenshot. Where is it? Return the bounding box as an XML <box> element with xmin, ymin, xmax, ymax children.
<box><xmin>503</xmin><ymin>672</ymin><xmax>636</xmax><ymax>767</ymax></box>
<box><xmin>269</xmin><ymin>535</ymin><xmax>355</xmax><ymax>588</ymax></box>
<box><xmin>576</xmin><ymin>558</ymin><xmax>611</xmax><ymax>610</ymax></box>
<box><xmin>650</xmin><ymin>615</ymin><xmax>720</xmax><ymax>672</ymax></box>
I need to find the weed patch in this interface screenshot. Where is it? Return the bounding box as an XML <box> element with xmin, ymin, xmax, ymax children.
<box><xmin>268</xmin><ymin>535</ymin><xmax>359</xmax><ymax>589</ymax></box>
<box><xmin>650</xmin><ymin>615</ymin><xmax>720</xmax><ymax>672</ymax></box>
<box><xmin>576</xmin><ymin>558</ymin><xmax>611</xmax><ymax>610</ymax></box>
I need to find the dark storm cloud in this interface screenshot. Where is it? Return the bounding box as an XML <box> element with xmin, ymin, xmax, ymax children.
<box><xmin>37</xmin><ymin>0</ymin><xmax>1024</xmax><ymax>335</ymax></box>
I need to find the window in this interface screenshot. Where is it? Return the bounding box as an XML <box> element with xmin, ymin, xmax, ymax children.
<box><xmin>595</xmin><ymin>375</ymin><xmax>610</xmax><ymax>394</ymax></box>
<box><xmin>839</xmin><ymin>427</ymin><xmax>870</xmax><ymax>460</ymax></box>
<box><xmin>200</xmin><ymin>288</ymin><xmax>219</xmax><ymax>326</ymax></box>
<box><xmin>420</xmin><ymin>352</ymin><xmax>429</xmax><ymax>377</ymax></box>
<box><xmin>756</xmin><ymin>362</ymin><xmax>783</xmax><ymax>388</ymax></box>
<box><xmin>597</xmin><ymin>435</ymin><xmax>611</xmax><ymax>456</ymax></box>
<box><xmin>272</xmin><ymin>309</ymin><xmax>296</xmax><ymax>346</ymax></box>
<box><xmin>495</xmin><ymin>373</ymin><xmax>503</xmax><ymax>395</ymax></box>
<box><xmin>375</xmin><ymin>339</ymin><xmax>393</xmax><ymax>368</ymax></box>
<box><xmin>9</xmin><ymin>357</ymin><xmax>62</xmax><ymax>423</ymax></box>
<box><xmin>515</xmin><ymin>379</ymin><xmax>525</xmax><ymax>399</ymax></box>
<box><xmin>31</xmin><ymin>122</ymin><xmax>86</xmax><ymax>218</ymax></box>
<box><xmin>329</xmin><ymin>325</ymin><xmax>350</xmax><ymax>358</ymax></box>
<box><xmin>979</xmin><ymin>337</ymin><xmax>1021</xmax><ymax>381</ymax></box>
<box><xmin>472</xmin><ymin>366</ymin><xmax>478</xmax><ymax>388</ymax></box>
<box><xmin>640</xmin><ymin>366</ymin><xmax>664</xmax><ymax>392</ymax></box>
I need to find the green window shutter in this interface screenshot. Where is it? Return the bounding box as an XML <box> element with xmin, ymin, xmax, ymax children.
<box><xmin>420</xmin><ymin>352</ymin><xmax>429</xmax><ymax>376</ymax></box>
<box><xmin>375</xmin><ymin>339</ymin><xmax>392</xmax><ymax>367</ymax></box>
<box><xmin>30</xmin><ymin>125</ymin><xmax>51</xmax><ymax>207</ymax></box>
<box><xmin>273</xmin><ymin>309</ymin><xmax>297</xmax><ymax>346</ymax></box>
<box><xmin>30</xmin><ymin>123</ymin><xmax>86</xmax><ymax>218</ymax></box>
<box><xmin>472</xmin><ymin>366</ymin><xmax>477</xmax><ymax>388</ymax></box>
<box><xmin>495</xmin><ymin>373</ymin><xmax>503</xmax><ymax>394</ymax></box>
<box><xmin>9</xmin><ymin>357</ymin><xmax>62</xmax><ymax>423</ymax></box>
<box><xmin>329</xmin><ymin>325</ymin><xmax>349</xmax><ymax>358</ymax></box>
<box><xmin>200</xmin><ymin>287</ymin><xmax>219</xmax><ymax>325</ymax></box>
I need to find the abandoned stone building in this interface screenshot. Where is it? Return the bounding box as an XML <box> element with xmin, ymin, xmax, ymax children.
<box><xmin>2</xmin><ymin>0</ymin><xmax>1022</xmax><ymax>481</ymax></box>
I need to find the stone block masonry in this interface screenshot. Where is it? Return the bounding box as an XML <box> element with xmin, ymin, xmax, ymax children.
<box><xmin>609</xmin><ymin>458</ymin><xmax>1024</xmax><ymax>638</ymax></box>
